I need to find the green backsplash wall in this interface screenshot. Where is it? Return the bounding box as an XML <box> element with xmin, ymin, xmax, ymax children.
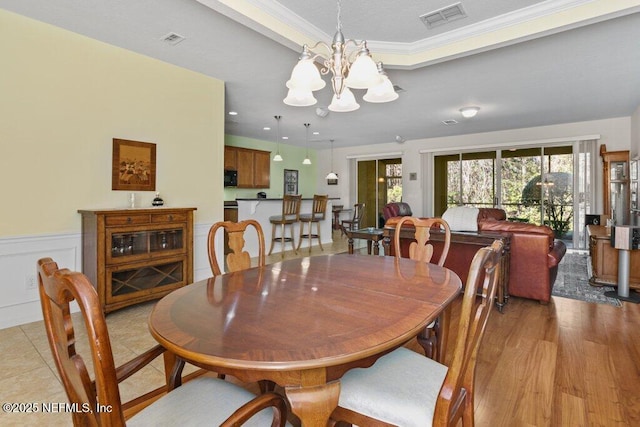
<box><xmin>224</xmin><ymin>135</ymin><xmax>317</xmax><ymax>199</ymax></box>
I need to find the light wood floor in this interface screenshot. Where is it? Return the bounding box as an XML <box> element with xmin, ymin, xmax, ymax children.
<box><xmin>2</xmin><ymin>231</ymin><xmax>639</xmax><ymax>426</ymax></box>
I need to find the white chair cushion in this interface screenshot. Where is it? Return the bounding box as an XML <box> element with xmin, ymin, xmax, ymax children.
<box><xmin>442</xmin><ymin>206</ymin><xmax>479</xmax><ymax>232</ymax></box>
<box><xmin>129</xmin><ymin>376</ymin><xmax>291</xmax><ymax>427</ymax></box>
<box><xmin>338</xmin><ymin>347</ymin><xmax>448</xmax><ymax>427</ymax></box>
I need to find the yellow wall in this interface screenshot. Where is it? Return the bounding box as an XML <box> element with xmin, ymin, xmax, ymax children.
<box><xmin>0</xmin><ymin>9</ymin><xmax>225</xmax><ymax>236</ymax></box>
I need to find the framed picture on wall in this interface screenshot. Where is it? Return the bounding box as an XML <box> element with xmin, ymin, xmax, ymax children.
<box><xmin>284</xmin><ymin>169</ymin><xmax>298</xmax><ymax>195</ymax></box>
<box><xmin>112</xmin><ymin>138</ymin><xmax>156</xmax><ymax>191</ymax></box>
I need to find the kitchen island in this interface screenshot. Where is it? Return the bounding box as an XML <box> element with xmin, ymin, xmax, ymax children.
<box><xmin>230</xmin><ymin>198</ymin><xmax>337</xmax><ymax>257</ymax></box>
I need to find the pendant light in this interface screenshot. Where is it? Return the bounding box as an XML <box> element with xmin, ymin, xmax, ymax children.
<box><xmin>302</xmin><ymin>123</ymin><xmax>312</xmax><ymax>165</ymax></box>
<box><xmin>273</xmin><ymin>115</ymin><xmax>283</xmax><ymax>162</ymax></box>
<box><xmin>326</xmin><ymin>139</ymin><xmax>338</xmax><ymax>180</ymax></box>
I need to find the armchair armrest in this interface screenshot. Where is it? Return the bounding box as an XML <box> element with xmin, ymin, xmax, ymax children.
<box><xmin>115</xmin><ymin>344</ymin><xmax>165</xmax><ymax>384</ymax></box>
<box><xmin>547</xmin><ymin>240</ymin><xmax>567</xmax><ymax>268</ymax></box>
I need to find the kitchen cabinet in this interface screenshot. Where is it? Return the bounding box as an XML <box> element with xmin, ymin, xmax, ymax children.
<box><xmin>78</xmin><ymin>207</ymin><xmax>196</xmax><ymax>313</ymax></box>
<box><xmin>224</xmin><ymin>146</ymin><xmax>237</xmax><ymax>170</ymax></box>
<box><xmin>224</xmin><ymin>146</ymin><xmax>270</xmax><ymax>188</ymax></box>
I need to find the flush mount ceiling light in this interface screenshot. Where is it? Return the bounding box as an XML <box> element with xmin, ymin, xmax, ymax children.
<box><xmin>302</xmin><ymin>123</ymin><xmax>312</xmax><ymax>165</ymax></box>
<box><xmin>283</xmin><ymin>0</ymin><xmax>398</xmax><ymax>112</ymax></box>
<box><xmin>459</xmin><ymin>106</ymin><xmax>480</xmax><ymax>118</ymax></box>
<box><xmin>273</xmin><ymin>115</ymin><xmax>283</xmax><ymax>162</ymax></box>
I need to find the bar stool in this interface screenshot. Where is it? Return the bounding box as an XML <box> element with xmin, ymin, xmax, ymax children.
<box><xmin>268</xmin><ymin>194</ymin><xmax>302</xmax><ymax>257</ymax></box>
<box><xmin>297</xmin><ymin>194</ymin><xmax>328</xmax><ymax>254</ymax></box>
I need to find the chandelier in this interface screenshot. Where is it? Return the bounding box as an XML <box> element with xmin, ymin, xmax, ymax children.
<box><xmin>283</xmin><ymin>0</ymin><xmax>398</xmax><ymax>112</ymax></box>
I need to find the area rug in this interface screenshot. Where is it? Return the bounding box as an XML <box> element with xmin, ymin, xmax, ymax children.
<box><xmin>552</xmin><ymin>251</ymin><xmax>622</xmax><ymax>307</ymax></box>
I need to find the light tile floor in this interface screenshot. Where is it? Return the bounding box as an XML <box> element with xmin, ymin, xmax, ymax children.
<box><xmin>0</xmin><ymin>230</ymin><xmax>366</xmax><ymax>426</ymax></box>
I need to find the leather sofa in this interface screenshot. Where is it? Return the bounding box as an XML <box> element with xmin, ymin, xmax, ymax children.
<box><xmin>383</xmin><ymin>202</ymin><xmax>413</xmax><ymax>221</ymax></box>
<box><xmin>386</xmin><ymin>208</ymin><xmax>567</xmax><ymax>304</ymax></box>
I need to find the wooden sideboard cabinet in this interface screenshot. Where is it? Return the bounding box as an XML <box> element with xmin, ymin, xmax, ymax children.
<box><xmin>587</xmin><ymin>224</ymin><xmax>640</xmax><ymax>289</ymax></box>
<box><xmin>78</xmin><ymin>207</ymin><xmax>196</xmax><ymax>313</ymax></box>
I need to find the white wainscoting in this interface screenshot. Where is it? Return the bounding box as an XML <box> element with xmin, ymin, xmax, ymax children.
<box><xmin>0</xmin><ymin>223</ymin><xmax>214</xmax><ymax>330</ymax></box>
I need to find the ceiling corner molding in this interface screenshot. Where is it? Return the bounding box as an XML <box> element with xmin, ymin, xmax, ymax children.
<box><xmin>200</xmin><ymin>0</ymin><xmax>640</xmax><ymax>70</ymax></box>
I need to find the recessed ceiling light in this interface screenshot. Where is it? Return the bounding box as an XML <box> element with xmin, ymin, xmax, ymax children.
<box><xmin>443</xmin><ymin>119</ymin><xmax>458</xmax><ymax>125</ymax></box>
<box><xmin>263</xmin><ymin>127</ymin><xmax>271</xmax><ymax>130</ymax></box>
<box><xmin>228</xmin><ymin>111</ymin><xmax>238</xmax><ymax>116</ymax></box>
<box><xmin>282</xmin><ymin>136</ymin><xmax>288</xmax><ymax>140</ymax></box>
<box><xmin>459</xmin><ymin>106</ymin><xmax>480</xmax><ymax>118</ymax></box>
<box><xmin>313</xmin><ymin>131</ymin><xmax>320</xmax><ymax>135</ymax></box>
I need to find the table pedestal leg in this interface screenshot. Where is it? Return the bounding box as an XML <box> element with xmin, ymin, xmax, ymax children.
<box><xmin>285</xmin><ymin>382</ymin><xmax>340</xmax><ymax>427</ymax></box>
<box><xmin>373</xmin><ymin>240</ymin><xmax>380</xmax><ymax>256</ymax></box>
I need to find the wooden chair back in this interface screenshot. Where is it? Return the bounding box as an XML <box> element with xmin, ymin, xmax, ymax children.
<box><xmin>37</xmin><ymin>257</ymin><xmax>128</xmax><ymax>427</ymax></box>
<box><xmin>208</xmin><ymin>219</ymin><xmax>265</xmax><ymax>276</ymax></box>
<box><xmin>351</xmin><ymin>203</ymin><xmax>365</xmax><ymax>223</ymax></box>
<box><xmin>282</xmin><ymin>194</ymin><xmax>302</xmax><ymax>219</ymax></box>
<box><xmin>434</xmin><ymin>240</ymin><xmax>503</xmax><ymax>426</ymax></box>
<box><xmin>310</xmin><ymin>194</ymin><xmax>328</xmax><ymax>220</ymax></box>
<box><xmin>393</xmin><ymin>216</ymin><xmax>451</xmax><ymax>266</ymax></box>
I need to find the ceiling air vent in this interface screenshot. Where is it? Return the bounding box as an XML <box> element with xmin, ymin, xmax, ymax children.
<box><xmin>160</xmin><ymin>32</ymin><xmax>186</xmax><ymax>45</ymax></box>
<box><xmin>420</xmin><ymin>2</ymin><xmax>467</xmax><ymax>29</ymax></box>
<box><xmin>442</xmin><ymin>119</ymin><xmax>458</xmax><ymax>125</ymax></box>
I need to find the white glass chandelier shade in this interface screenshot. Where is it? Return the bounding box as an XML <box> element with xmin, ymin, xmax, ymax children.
<box><xmin>328</xmin><ymin>87</ymin><xmax>360</xmax><ymax>112</ymax></box>
<box><xmin>283</xmin><ymin>0</ymin><xmax>396</xmax><ymax>112</ymax></box>
<box><xmin>363</xmin><ymin>74</ymin><xmax>399</xmax><ymax>103</ymax></box>
<box><xmin>283</xmin><ymin>87</ymin><xmax>317</xmax><ymax>106</ymax></box>
<box><xmin>302</xmin><ymin>123</ymin><xmax>312</xmax><ymax>165</ymax></box>
<box><xmin>460</xmin><ymin>106</ymin><xmax>480</xmax><ymax>118</ymax></box>
<box><xmin>273</xmin><ymin>115</ymin><xmax>283</xmax><ymax>162</ymax></box>
<box><xmin>285</xmin><ymin>53</ymin><xmax>326</xmax><ymax>91</ymax></box>
<box><xmin>344</xmin><ymin>45</ymin><xmax>382</xmax><ymax>89</ymax></box>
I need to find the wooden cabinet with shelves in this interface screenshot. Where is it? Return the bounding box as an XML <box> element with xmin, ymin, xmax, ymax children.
<box><xmin>78</xmin><ymin>207</ymin><xmax>196</xmax><ymax>313</ymax></box>
<box><xmin>224</xmin><ymin>146</ymin><xmax>270</xmax><ymax>188</ymax></box>
<box><xmin>600</xmin><ymin>144</ymin><xmax>630</xmax><ymax>224</ymax></box>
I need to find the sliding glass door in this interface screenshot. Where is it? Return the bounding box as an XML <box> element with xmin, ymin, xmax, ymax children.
<box><xmin>357</xmin><ymin>158</ymin><xmax>402</xmax><ymax>228</ymax></box>
<box><xmin>434</xmin><ymin>145</ymin><xmax>579</xmax><ymax>246</ymax></box>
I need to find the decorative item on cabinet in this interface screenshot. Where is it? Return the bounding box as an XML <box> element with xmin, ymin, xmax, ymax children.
<box><xmin>78</xmin><ymin>207</ymin><xmax>196</xmax><ymax>313</ymax></box>
<box><xmin>152</xmin><ymin>192</ymin><xmax>164</xmax><ymax>206</ymax></box>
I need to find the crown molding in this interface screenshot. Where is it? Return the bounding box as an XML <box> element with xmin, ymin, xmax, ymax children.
<box><xmin>199</xmin><ymin>0</ymin><xmax>640</xmax><ymax>68</ymax></box>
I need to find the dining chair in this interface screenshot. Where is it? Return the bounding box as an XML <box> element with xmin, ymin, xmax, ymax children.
<box><xmin>340</xmin><ymin>203</ymin><xmax>365</xmax><ymax>236</ymax></box>
<box><xmin>297</xmin><ymin>194</ymin><xmax>328</xmax><ymax>253</ymax></box>
<box><xmin>208</xmin><ymin>219</ymin><xmax>265</xmax><ymax>276</ymax></box>
<box><xmin>37</xmin><ymin>257</ymin><xmax>289</xmax><ymax>427</ymax></box>
<box><xmin>393</xmin><ymin>216</ymin><xmax>452</xmax><ymax>361</ymax></box>
<box><xmin>268</xmin><ymin>194</ymin><xmax>302</xmax><ymax>257</ymax></box>
<box><xmin>330</xmin><ymin>240</ymin><xmax>503</xmax><ymax>427</ymax></box>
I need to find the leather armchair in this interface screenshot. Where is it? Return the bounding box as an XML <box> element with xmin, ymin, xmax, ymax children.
<box><xmin>383</xmin><ymin>202</ymin><xmax>413</xmax><ymax>220</ymax></box>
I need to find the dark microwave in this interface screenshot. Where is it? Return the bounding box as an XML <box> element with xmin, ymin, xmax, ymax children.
<box><xmin>224</xmin><ymin>170</ymin><xmax>237</xmax><ymax>187</ymax></box>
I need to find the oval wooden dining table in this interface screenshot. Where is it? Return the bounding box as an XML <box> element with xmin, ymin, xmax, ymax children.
<box><xmin>148</xmin><ymin>253</ymin><xmax>462</xmax><ymax>426</ymax></box>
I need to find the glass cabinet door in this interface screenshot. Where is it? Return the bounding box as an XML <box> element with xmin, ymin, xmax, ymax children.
<box><xmin>107</xmin><ymin>227</ymin><xmax>185</xmax><ymax>264</ymax></box>
<box><xmin>609</xmin><ymin>159</ymin><xmax>629</xmax><ymax>225</ymax></box>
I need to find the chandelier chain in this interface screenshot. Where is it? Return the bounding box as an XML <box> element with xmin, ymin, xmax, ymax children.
<box><xmin>336</xmin><ymin>0</ymin><xmax>342</xmax><ymax>33</ymax></box>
